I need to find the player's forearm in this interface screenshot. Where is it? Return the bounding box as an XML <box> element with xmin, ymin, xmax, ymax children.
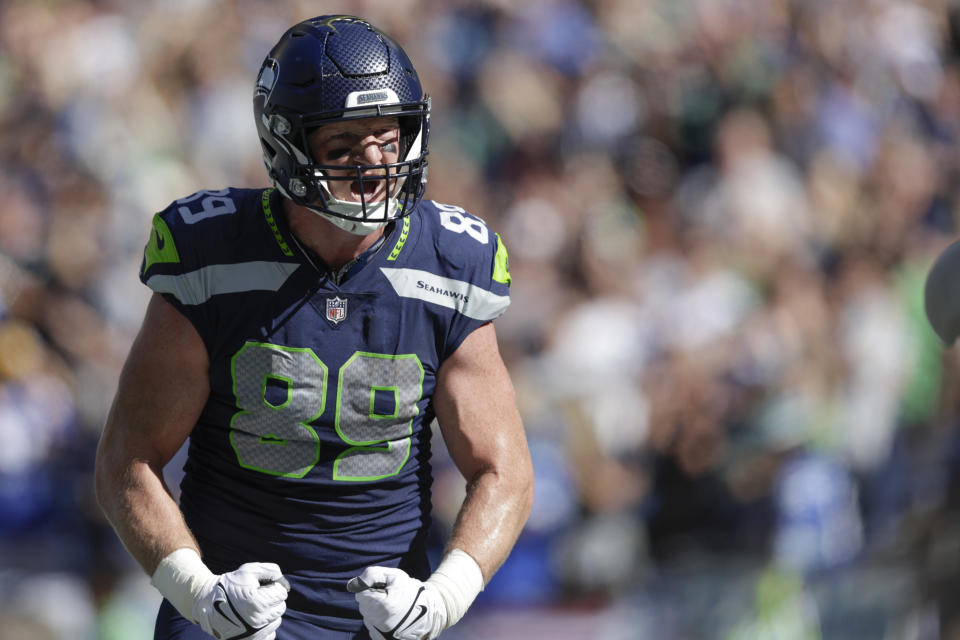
<box><xmin>95</xmin><ymin>454</ymin><xmax>199</xmax><ymax>575</ymax></box>
<box><xmin>445</xmin><ymin>464</ymin><xmax>534</xmax><ymax>583</ymax></box>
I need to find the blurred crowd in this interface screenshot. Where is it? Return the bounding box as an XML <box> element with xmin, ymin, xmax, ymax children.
<box><xmin>3</xmin><ymin>0</ymin><xmax>960</xmax><ymax>637</ymax></box>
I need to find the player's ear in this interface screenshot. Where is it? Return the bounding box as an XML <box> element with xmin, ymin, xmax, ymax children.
<box><xmin>925</xmin><ymin>240</ymin><xmax>960</xmax><ymax>345</ymax></box>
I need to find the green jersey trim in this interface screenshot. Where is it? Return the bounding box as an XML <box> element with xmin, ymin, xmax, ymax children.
<box><xmin>142</xmin><ymin>214</ymin><xmax>181</xmax><ymax>275</ymax></box>
<box><xmin>492</xmin><ymin>233</ymin><xmax>511</xmax><ymax>285</ymax></box>
<box><xmin>387</xmin><ymin>216</ymin><xmax>411</xmax><ymax>261</ymax></box>
<box><xmin>262</xmin><ymin>188</ymin><xmax>294</xmax><ymax>257</ymax></box>
<box><xmin>145</xmin><ymin>261</ymin><xmax>300</xmax><ymax>305</ymax></box>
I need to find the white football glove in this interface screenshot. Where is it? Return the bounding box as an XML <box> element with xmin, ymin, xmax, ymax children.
<box><xmin>348</xmin><ymin>566</ymin><xmax>446</xmax><ymax>640</ymax></box>
<box><xmin>192</xmin><ymin>563</ymin><xmax>290</xmax><ymax>640</ymax></box>
<box><xmin>152</xmin><ymin>549</ymin><xmax>290</xmax><ymax>640</ymax></box>
<box><xmin>349</xmin><ymin>550</ymin><xmax>484</xmax><ymax>640</ymax></box>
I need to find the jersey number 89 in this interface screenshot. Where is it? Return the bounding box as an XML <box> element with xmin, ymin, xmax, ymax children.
<box><xmin>230</xmin><ymin>342</ymin><xmax>424</xmax><ymax>482</ymax></box>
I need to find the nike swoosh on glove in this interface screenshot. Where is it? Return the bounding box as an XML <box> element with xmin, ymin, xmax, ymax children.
<box><xmin>193</xmin><ymin>563</ymin><xmax>290</xmax><ymax>640</ymax></box>
<box><xmin>349</xmin><ymin>566</ymin><xmax>446</xmax><ymax>640</ymax></box>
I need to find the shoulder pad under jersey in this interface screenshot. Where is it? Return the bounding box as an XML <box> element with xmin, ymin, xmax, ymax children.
<box><xmin>139</xmin><ymin>187</ymin><xmax>299</xmax><ymax>307</ymax></box>
<box><xmin>382</xmin><ymin>199</ymin><xmax>512</xmax><ymax>322</ymax></box>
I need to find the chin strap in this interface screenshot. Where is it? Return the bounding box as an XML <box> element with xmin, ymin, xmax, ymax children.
<box><xmin>273</xmin><ymin>180</ymin><xmax>395</xmax><ymax>236</ymax></box>
<box><xmin>308</xmin><ymin>200</ymin><xmax>393</xmax><ymax>236</ymax></box>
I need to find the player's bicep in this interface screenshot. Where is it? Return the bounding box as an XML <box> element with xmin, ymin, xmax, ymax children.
<box><xmin>100</xmin><ymin>293</ymin><xmax>210</xmax><ymax>469</ymax></box>
<box><xmin>434</xmin><ymin>323</ymin><xmax>529</xmax><ymax>481</ymax></box>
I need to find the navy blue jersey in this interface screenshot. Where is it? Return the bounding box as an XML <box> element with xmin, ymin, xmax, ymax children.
<box><xmin>139</xmin><ymin>188</ymin><xmax>511</xmax><ymax>634</ymax></box>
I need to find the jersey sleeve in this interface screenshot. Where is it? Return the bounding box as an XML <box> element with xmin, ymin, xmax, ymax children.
<box><xmin>380</xmin><ymin>202</ymin><xmax>512</xmax><ymax>361</ymax></box>
<box><xmin>137</xmin><ymin>191</ymin><xmax>222</xmax><ymax>344</ymax></box>
<box><xmin>431</xmin><ymin>204</ymin><xmax>513</xmax><ymax>360</ymax></box>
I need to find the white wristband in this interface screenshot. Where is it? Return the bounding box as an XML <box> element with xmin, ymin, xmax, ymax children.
<box><xmin>426</xmin><ymin>549</ymin><xmax>484</xmax><ymax>629</ymax></box>
<box><xmin>150</xmin><ymin>547</ymin><xmax>216</xmax><ymax>623</ymax></box>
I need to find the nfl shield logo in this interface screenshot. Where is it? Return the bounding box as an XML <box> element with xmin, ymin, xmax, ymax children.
<box><xmin>326</xmin><ymin>296</ymin><xmax>348</xmax><ymax>324</ymax></box>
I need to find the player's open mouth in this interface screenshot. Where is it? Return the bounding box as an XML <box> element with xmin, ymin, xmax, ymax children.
<box><xmin>351</xmin><ymin>178</ymin><xmax>384</xmax><ymax>202</ymax></box>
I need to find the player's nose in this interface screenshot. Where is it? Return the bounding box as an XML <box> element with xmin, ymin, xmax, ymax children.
<box><xmin>357</xmin><ymin>136</ymin><xmax>385</xmax><ymax>165</ymax></box>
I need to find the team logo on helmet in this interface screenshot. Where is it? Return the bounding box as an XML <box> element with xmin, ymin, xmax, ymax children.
<box><xmin>254</xmin><ymin>58</ymin><xmax>279</xmax><ymax>99</ymax></box>
<box><xmin>326</xmin><ymin>296</ymin><xmax>348</xmax><ymax>324</ymax></box>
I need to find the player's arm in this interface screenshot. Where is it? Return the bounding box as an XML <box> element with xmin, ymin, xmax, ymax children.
<box><xmin>350</xmin><ymin>322</ymin><xmax>533</xmax><ymax>639</ymax></box>
<box><xmin>95</xmin><ymin>292</ymin><xmax>210</xmax><ymax>572</ymax></box>
<box><xmin>95</xmin><ymin>293</ymin><xmax>288</xmax><ymax>639</ymax></box>
<box><xmin>433</xmin><ymin>321</ymin><xmax>534</xmax><ymax>581</ymax></box>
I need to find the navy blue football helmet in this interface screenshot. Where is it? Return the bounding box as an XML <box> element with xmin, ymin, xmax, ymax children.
<box><xmin>254</xmin><ymin>15</ymin><xmax>430</xmax><ymax>234</ymax></box>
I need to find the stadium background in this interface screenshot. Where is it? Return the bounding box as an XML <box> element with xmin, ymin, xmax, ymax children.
<box><xmin>2</xmin><ymin>0</ymin><xmax>960</xmax><ymax>637</ymax></box>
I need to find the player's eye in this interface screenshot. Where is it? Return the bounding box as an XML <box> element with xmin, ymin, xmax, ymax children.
<box><xmin>325</xmin><ymin>148</ymin><xmax>350</xmax><ymax>161</ymax></box>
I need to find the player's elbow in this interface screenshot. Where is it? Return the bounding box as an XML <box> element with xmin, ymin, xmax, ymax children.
<box><xmin>93</xmin><ymin>417</ymin><xmax>139</xmax><ymax>518</ymax></box>
<box><xmin>493</xmin><ymin>440</ymin><xmax>534</xmax><ymax>524</ymax></box>
<box><xmin>469</xmin><ymin>442</ymin><xmax>534</xmax><ymax>519</ymax></box>
<box><xmin>93</xmin><ymin>433</ymin><xmax>122</xmax><ymax>516</ymax></box>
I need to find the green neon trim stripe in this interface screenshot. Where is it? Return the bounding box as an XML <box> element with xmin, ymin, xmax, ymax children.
<box><xmin>229</xmin><ymin>342</ymin><xmax>326</xmax><ymax>478</ymax></box>
<box><xmin>492</xmin><ymin>233</ymin><xmax>511</xmax><ymax>285</ymax></box>
<box><xmin>262</xmin><ymin>188</ymin><xmax>294</xmax><ymax>257</ymax></box>
<box><xmin>263</xmin><ymin>374</ymin><xmax>293</xmax><ymax>410</ymax></box>
<box><xmin>142</xmin><ymin>214</ymin><xmax>180</xmax><ymax>275</ymax></box>
<box><xmin>333</xmin><ymin>351</ymin><xmax>422</xmax><ymax>482</ymax></box>
<box><xmin>333</xmin><ymin>442</ymin><xmax>410</xmax><ymax>482</ymax></box>
<box><xmin>387</xmin><ymin>216</ymin><xmax>411</xmax><ymax>261</ymax></box>
<box><xmin>369</xmin><ymin>386</ymin><xmax>400</xmax><ymax>420</ymax></box>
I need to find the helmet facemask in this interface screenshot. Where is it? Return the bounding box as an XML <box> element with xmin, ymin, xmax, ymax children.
<box><xmin>263</xmin><ymin>98</ymin><xmax>429</xmax><ymax>236</ymax></box>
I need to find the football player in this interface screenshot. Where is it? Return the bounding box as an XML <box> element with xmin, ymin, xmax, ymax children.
<box><xmin>95</xmin><ymin>15</ymin><xmax>534</xmax><ymax>640</ymax></box>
